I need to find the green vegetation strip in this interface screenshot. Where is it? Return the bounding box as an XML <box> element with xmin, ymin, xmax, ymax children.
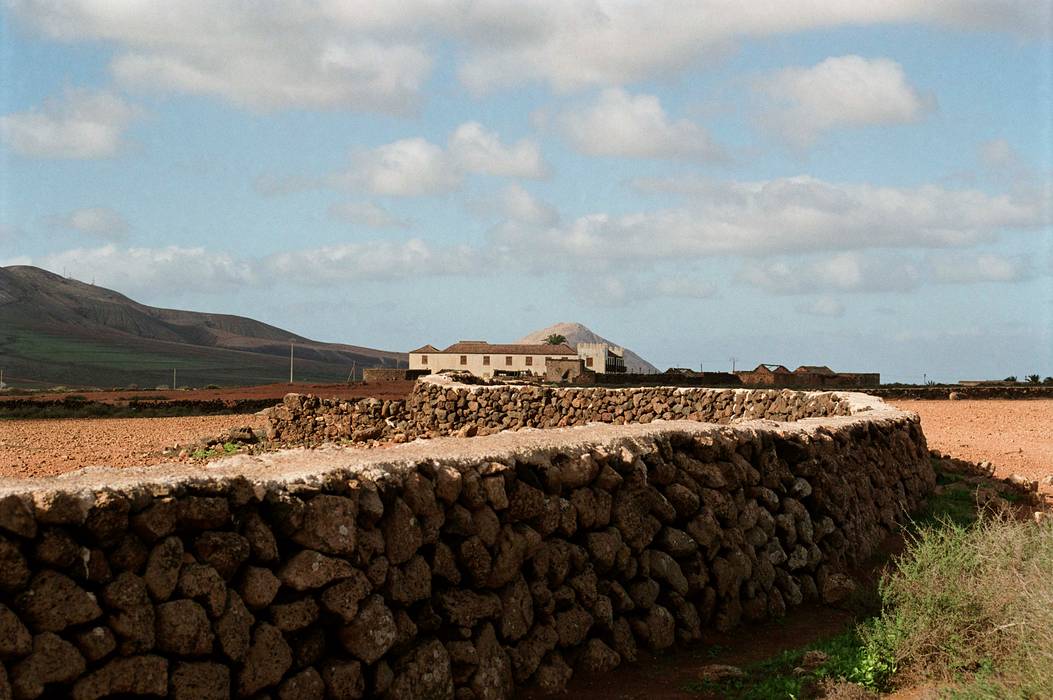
<box><xmin>686</xmin><ymin>464</ymin><xmax>1052</xmax><ymax>699</ymax></box>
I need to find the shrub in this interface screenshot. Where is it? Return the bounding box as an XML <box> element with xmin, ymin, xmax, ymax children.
<box><xmin>861</xmin><ymin>515</ymin><xmax>1053</xmax><ymax>696</ymax></box>
<box><xmin>1026</xmin><ymin>374</ymin><xmax>1041</xmax><ymax>384</ymax></box>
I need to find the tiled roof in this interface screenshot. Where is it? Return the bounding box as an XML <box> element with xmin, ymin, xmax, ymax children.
<box><xmin>409</xmin><ymin>344</ymin><xmax>440</xmax><ymax>354</ymax></box>
<box><xmin>795</xmin><ymin>365</ymin><xmax>834</xmax><ymax>375</ymax></box>
<box><xmin>752</xmin><ymin>364</ymin><xmax>791</xmax><ymax>373</ymax></box>
<box><xmin>441</xmin><ymin>341</ymin><xmax>578</xmax><ymax>356</ymax></box>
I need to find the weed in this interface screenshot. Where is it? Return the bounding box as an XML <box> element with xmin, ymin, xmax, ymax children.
<box><xmin>683</xmin><ymin>629</ymin><xmax>889</xmax><ymax>698</ymax></box>
<box><xmin>861</xmin><ymin>515</ymin><xmax>1053</xmax><ymax>696</ymax></box>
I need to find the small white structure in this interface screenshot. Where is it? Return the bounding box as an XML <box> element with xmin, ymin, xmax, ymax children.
<box><xmin>409</xmin><ymin>341</ymin><xmax>578</xmax><ymax>378</ymax></box>
<box><xmin>576</xmin><ymin>342</ymin><xmax>627</xmax><ymax>374</ymax></box>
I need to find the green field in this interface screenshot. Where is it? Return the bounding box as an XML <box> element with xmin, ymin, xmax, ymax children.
<box><xmin>0</xmin><ymin>327</ymin><xmax>355</xmax><ymax>388</ymax></box>
<box><xmin>2</xmin><ymin>328</ymin><xmax>224</xmax><ymax>371</ymax></box>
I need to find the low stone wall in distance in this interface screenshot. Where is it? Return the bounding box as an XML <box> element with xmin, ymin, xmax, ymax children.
<box><xmin>870</xmin><ymin>385</ymin><xmax>1053</xmax><ymax>400</ymax></box>
<box><xmin>361</xmin><ymin>369</ymin><xmax>430</xmax><ymax>383</ymax></box>
<box><xmin>267</xmin><ymin>378</ymin><xmax>851</xmax><ymax>445</ymax></box>
<box><xmin>0</xmin><ymin>394</ymin><xmax>933</xmax><ymax>699</ymax></box>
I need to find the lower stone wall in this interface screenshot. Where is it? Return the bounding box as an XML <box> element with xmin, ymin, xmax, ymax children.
<box><xmin>870</xmin><ymin>385</ymin><xmax>1053</xmax><ymax>400</ymax></box>
<box><xmin>267</xmin><ymin>378</ymin><xmax>851</xmax><ymax>444</ymax></box>
<box><xmin>0</xmin><ymin>397</ymin><xmax>932</xmax><ymax>699</ymax></box>
<box><xmin>361</xmin><ymin>369</ymin><xmax>430</xmax><ymax>383</ymax></box>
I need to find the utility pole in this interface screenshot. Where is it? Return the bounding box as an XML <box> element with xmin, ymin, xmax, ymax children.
<box><xmin>729</xmin><ymin>356</ymin><xmax>737</xmax><ymax>372</ymax></box>
<box><xmin>172</xmin><ymin>368</ymin><xmax>177</xmax><ymax>390</ymax></box>
<box><xmin>289</xmin><ymin>341</ymin><xmax>294</xmax><ymax>384</ymax></box>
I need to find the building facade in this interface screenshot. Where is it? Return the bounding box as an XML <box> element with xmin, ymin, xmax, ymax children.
<box><xmin>576</xmin><ymin>342</ymin><xmax>627</xmax><ymax>374</ymax></box>
<box><xmin>408</xmin><ymin>341</ymin><xmax>579</xmax><ymax>378</ymax></box>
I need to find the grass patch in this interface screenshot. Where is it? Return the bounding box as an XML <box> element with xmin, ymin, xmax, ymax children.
<box><xmin>191</xmin><ymin>443</ymin><xmax>240</xmax><ymax>460</ymax></box>
<box><xmin>682</xmin><ymin>467</ymin><xmax>1047</xmax><ymax>699</ymax></box>
<box><xmin>683</xmin><ymin>628</ymin><xmax>886</xmax><ymax>698</ymax></box>
<box><xmin>860</xmin><ymin>514</ymin><xmax>1053</xmax><ymax>697</ymax></box>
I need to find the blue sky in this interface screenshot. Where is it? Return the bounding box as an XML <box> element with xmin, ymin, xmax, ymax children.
<box><xmin>1</xmin><ymin>1</ymin><xmax>1051</xmax><ymax>382</ymax></box>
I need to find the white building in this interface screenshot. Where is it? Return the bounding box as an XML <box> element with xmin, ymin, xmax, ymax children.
<box><xmin>409</xmin><ymin>341</ymin><xmax>578</xmax><ymax>378</ymax></box>
<box><xmin>409</xmin><ymin>340</ymin><xmax>627</xmax><ymax>378</ymax></box>
<box><xmin>576</xmin><ymin>342</ymin><xmax>627</xmax><ymax>374</ymax></box>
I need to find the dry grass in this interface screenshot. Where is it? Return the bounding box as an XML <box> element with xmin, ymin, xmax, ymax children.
<box><xmin>861</xmin><ymin>514</ymin><xmax>1053</xmax><ymax>697</ymax></box>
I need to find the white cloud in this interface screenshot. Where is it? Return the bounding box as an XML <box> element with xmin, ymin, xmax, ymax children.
<box><xmin>48</xmin><ymin>207</ymin><xmax>129</xmax><ymax>241</ymax></box>
<box><xmin>797</xmin><ymin>297</ymin><xmax>846</xmax><ymax>317</ymax></box>
<box><xmin>980</xmin><ymin>139</ymin><xmax>1023</xmax><ymax>171</ymax></box>
<box><xmin>566</xmin><ymin>271</ymin><xmax>717</xmax><ymax>307</ymax></box>
<box><xmin>338</xmin><ymin>123</ymin><xmax>548</xmax><ymax>197</ymax></box>
<box><xmin>9</xmin><ymin>1</ymin><xmax>1045</xmax><ymax>111</ymax></box>
<box><xmin>7</xmin><ymin>2</ymin><xmax>433</xmax><ymax>113</ymax></box>
<box><xmin>757</xmin><ymin>55</ymin><xmax>933</xmax><ymax>146</ymax></box>
<box><xmin>0</xmin><ymin>89</ymin><xmax>138</xmax><ymax>158</ymax></box>
<box><xmin>455</xmin><ymin>1</ymin><xmax>1048</xmax><ymax>94</ymax></box>
<box><xmin>264</xmin><ymin>239</ymin><xmax>481</xmax><ymax>284</ymax></box>
<box><xmin>345</xmin><ymin>138</ymin><xmax>461</xmax><ymax>197</ymax></box>
<box><xmin>739</xmin><ymin>253</ymin><xmax>922</xmax><ymax>294</ymax></box>
<box><xmin>328</xmin><ymin>201</ymin><xmax>411</xmax><ymax>229</ymax></box>
<box><xmin>33</xmin><ymin>245</ymin><xmax>256</xmax><ymax>294</ymax></box>
<box><xmin>622</xmin><ymin>175</ymin><xmax>1047</xmax><ymax>258</ymax></box>
<box><xmin>654</xmin><ymin>277</ymin><xmax>718</xmax><ymax>299</ymax></box>
<box><xmin>929</xmin><ymin>252</ymin><xmax>1032</xmax><ymax>283</ymax></box>
<box><xmin>491</xmin><ymin>184</ymin><xmax>559</xmax><ymax>226</ymax></box>
<box><xmin>558</xmin><ymin>88</ymin><xmax>723</xmax><ymax>160</ymax></box>
<box><xmin>449</xmin><ymin>122</ymin><xmax>547</xmax><ymax>178</ymax></box>
<box><xmin>738</xmin><ymin>250</ymin><xmax>1037</xmax><ymax>296</ymax></box>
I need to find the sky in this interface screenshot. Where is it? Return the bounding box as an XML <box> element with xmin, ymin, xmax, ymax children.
<box><xmin>1</xmin><ymin>1</ymin><xmax>1051</xmax><ymax>383</ymax></box>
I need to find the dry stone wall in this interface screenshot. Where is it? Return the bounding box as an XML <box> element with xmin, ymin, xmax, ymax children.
<box><xmin>267</xmin><ymin>377</ymin><xmax>851</xmax><ymax>445</ymax></box>
<box><xmin>0</xmin><ymin>393</ymin><xmax>933</xmax><ymax>699</ymax></box>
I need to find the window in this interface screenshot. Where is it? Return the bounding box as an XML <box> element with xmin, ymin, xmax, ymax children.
<box><xmin>525</xmin><ymin>356</ymin><xmax>533</xmax><ymax>366</ymax></box>
<box><xmin>483</xmin><ymin>356</ymin><xmax>490</xmax><ymax>366</ymax></box>
<box><xmin>586</xmin><ymin>356</ymin><xmax>593</xmax><ymax>367</ymax></box>
<box><xmin>422</xmin><ymin>355</ymin><xmax>428</xmax><ymax>365</ymax></box>
<box><xmin>505</xmin><ymin>356</ymin><xmax>513</xmax><ymax>366</ymax></box>
<box><xmin>460</xmin><ymin>355</ymin><xmax>467</xmax><ymax>366</ymax></box>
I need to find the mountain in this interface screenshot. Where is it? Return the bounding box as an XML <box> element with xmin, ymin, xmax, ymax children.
<box><xmin>516</xmin><ymin>322</ymin><xmax>659</xmax><ymax>374</ymax></box>
<box><xmin>0</xmin><ymin>265</ymin><xmax>404</xmax><ymax>388</ymax></box>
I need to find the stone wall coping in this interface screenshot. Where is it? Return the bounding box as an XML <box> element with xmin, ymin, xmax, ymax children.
<box><xmin>0</xmin><ymin>393</ymin><xmax>912</xmax><ymax>499</ymax></box>
<box><xmin>418</xmin><ymin>376</ymin><xmax>883</xmax><ymax>412</ymax></box>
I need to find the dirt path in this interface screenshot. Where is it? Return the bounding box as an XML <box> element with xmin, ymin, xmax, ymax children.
<box><xmin>517</xmin><ymin>604</ymin><xmax>856</xmax><ymax>699</ymax></box>
<box><xmin>0</xmin><ymin>414</ymin><xmax>265</xmax><ymax>478</ymax></box>
<box><xmin>889</xmin><ymin>400</ymin><xmax>1053</xmax><ymax>482</ymax></box>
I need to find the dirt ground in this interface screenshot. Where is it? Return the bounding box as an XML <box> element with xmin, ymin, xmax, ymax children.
<box><xmin>2</xmin><ymin>396</ymin><xmax>1049</xmax><ymax>484</ymax></box>
<box><xmin>0</xmin><ymin>414</ymin><xmax>267</xmax><ymax>478</ymax></box>
<box><xmin>889</xmin><ymin>399</ymin><xmax>1053</xmax><ymax>483</ymax></box>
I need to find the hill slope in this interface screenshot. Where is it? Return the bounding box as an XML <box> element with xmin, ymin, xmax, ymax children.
<box><xmin>516</xmin><ymin>322</ymin><xmax>659</xmax><ymax>374</ymax></box>
<box><xmin>0</xmin><ymin>265</ymin><xmax>404</xmax><ymax>388</ymax></box>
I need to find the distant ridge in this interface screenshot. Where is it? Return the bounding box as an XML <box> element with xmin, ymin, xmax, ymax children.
<box><xmin>516</xmin><ymin>321</ymin><xmax>659</xmax><ymax>374</ymax></box>
<box><xmin>0</xmin><ymin>265</ymin><xmax>404</xmax><ymax>388</ymax></box>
